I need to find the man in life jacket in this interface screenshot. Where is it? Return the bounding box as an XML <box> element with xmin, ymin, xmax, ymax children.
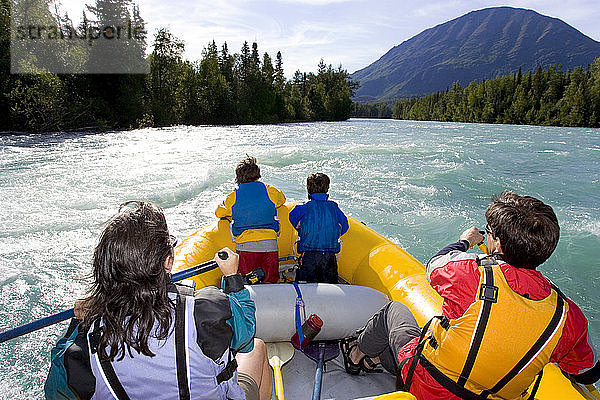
<box><xmin>216</xmin><ymin>156</ymin><xmax>286</xmax><ymax>283</ymax></box>
<box><xmin>342</xmin><ymin>191</ymin><xmax>599</xmax><ymax>399</ymax></box>
<box><xmin>45</xmin><ymin>201</ymin><xmax>272</xmax><ymax>400</ymax></box>
<box><xmin>289</xmin><ymin>172</ymin><xmax>349</xmax><ymax>283</ymax></box>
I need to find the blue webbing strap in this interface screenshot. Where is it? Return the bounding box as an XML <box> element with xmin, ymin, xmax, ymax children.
<box><xmin>292</xmin><ymin>282</ymin><xmax>305</xmax><ymax>341</ymax></box>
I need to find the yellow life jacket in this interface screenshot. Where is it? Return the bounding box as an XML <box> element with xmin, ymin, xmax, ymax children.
<box><xmin>413</xmin><ymin>256</ymin><xmax>568</xmax><ymax>400</ymax></box>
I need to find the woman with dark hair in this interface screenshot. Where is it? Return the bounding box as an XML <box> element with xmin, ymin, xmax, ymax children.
<box><xmin>45</xmin><ymin>201</ymin><xmax>272</xmax><ymax>400</ymax></box>
<box><xmin>216</xmin><ymin>156</ymin><xmax>286</xmax><ymax>283</ymax></box>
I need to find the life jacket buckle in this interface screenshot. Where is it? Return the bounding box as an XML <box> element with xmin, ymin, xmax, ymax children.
<box><xmin>89</xmin><ymin>329</ymin><xmax>101</xmax><ymax>353</ymax></box>
<box><xmin>177</xmin><ymin>280</ymin><xmax>196</xmax><ymax>294</ymax></box>
<box><xmin>479</xmin><ymin>284</ymin><xmax>499</xmax><ymax>303</ymax></box>
<box><xmin>429</xmin><ymin>336</ymin><xmax>438</xmax><ymax>349</ymax></box>
<box><xmin>216</xmin><ymin>358</ymin><xmax>238</xmax><ymax>385</ymax></box>
<box><xmin>439</xmin><ymin>316</ymin><xmax>450</xmax><ymax>330</ymax></box>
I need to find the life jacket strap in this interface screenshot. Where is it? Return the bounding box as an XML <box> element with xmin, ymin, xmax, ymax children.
<box><xmin>420</xmin><ymin>356</ymin><xmax>488</xmax><ymax>400</ymax></box>
<box><xmin>175</xmin><ymin>290</ymin><xmax>191</xmax><ymax>400</ymax></box>
<box><xmin>174</xmin><ymin>283</ymin><xmax>238</xmax><ymax>389</ymax></box>
<box><xmin>403</xmin><ymin>315</ymin><xmax>445</xmax><ymax>392</ymax></box>
<box><xmin>292</xmin><ymin>281</ymin><xmax>306</xmax><ymax>341</ymax></box>
<box><xmin>89</xmin><ymin>320</ymin><xmax>131</xmax><ymax>400</ymax></box>
<box><xmin>526</xmin><ymin>370</ymin><xmax>543</xmax><ymax>400</ymax></box>
<box><xmin>216</xmin><ymin>354</ymin><xmax>239</xmax><ymax>385</ymax></box>
<box><xmin>458</xmin><ymin>262</ymin><xmax>497</xmax><ymax>386</ymax></box>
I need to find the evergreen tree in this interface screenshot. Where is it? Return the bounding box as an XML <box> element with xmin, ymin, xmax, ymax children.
<box><xmin>197</xmin><ymin>40</ymin><xmax>232</xmax><ymax>124</ymax></box>
<box><xmin>273</xmin><ymin>51</ymin><xmax>287</xmax><ymax>120</ymax></box>
<box><xmin>558</xmin><ymin>67</ymin><xmax>588</xmax><ymax>126</ymax></box>
<box><xmin>0</xmin><ymin>0</ymin><xmax>11</xmax><ymax>130</ymax></box>
<box><xmin>219</xmin><ymin>42</ymin><xmax>235</xmax><ymax>83</ymax></box>
<box><xmin>149</xmin><ymin>28</ymin><xmax>184</xmax><ymax>126</ymax></box>
<box><xmin>274</xmin><ymin>51</ymin><xmax>284</xmax><ymax>91</ymax></box>
<box><xmin>589</xmin><ymin>58</ymin><xmax>600</xmax><ymax>126</ymax></box>
<box><xmin>239</xmin><ymin>41</ymin><xmax>250</xmax><ymax>81</ymax></box>
<box><xmin>251</xmin><ymin>42</ymin><xmax>260</xmax><ymax>69</ymax></box>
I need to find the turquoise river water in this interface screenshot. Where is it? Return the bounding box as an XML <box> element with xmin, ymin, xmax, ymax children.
<box><xmin>0</xmin><ymin>119</ymin><xmax>598</xmax><ymax>397</ymax></box>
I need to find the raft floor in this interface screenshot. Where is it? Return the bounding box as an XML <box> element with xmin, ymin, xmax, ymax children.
<box><xmin>273</xmin><ymin>347</ymin><xmax>396</xmax><ymax>400</ymax></box>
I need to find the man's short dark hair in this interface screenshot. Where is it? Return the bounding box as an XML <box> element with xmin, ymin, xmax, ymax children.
<box><xmin>485</xmin><ymin>191</ymin><xmax>559</xmax><ymax>269</ymax></box>
<box><xmin>307</xmin><ymin>173</ymin><xmax>330</xmax><ymax>195</ymax></box>
<box><xmin>235</xmin><ymin>156</ymin><xmax>261</xmax><ymax>184</ymax></box>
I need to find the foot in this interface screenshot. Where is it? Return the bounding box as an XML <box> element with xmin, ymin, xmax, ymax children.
<box><xmin>340</xmin><ymin>337</ymin><xmax>361</xmax><ymax>375</ymax></box>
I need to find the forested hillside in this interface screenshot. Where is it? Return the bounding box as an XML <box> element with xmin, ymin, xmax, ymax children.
<box><xmin>393</xmin><ymin>60</ymin><xmax>600</xmax><ymax>128</ymax></box>
<box><xmin>0</xmin><ymin>0</ymin><xmax>356</xmax><ymax>132</ymax></box>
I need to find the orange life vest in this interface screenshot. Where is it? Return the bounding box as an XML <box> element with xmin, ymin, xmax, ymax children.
<box><xmin>408</xmin><ymin>256</ymin><xmax>568</xmax><ymax>400</ymax></box>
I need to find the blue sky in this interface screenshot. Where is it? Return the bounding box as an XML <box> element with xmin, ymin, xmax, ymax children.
<box><xmin>59</xmin><ymin>0</ymin><xmax>600</xmax><ymax>77</ymax></box>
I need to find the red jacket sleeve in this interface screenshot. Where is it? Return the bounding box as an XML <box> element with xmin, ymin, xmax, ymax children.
<box><xmin>551</xmin><ymin>297</ymin><xmax>599</xmax><ymax>380</ymax></box>
<box><xmin>428</xmin><ymin>253</ymin><xmax>481</xmax><ymax>319</ymax></box>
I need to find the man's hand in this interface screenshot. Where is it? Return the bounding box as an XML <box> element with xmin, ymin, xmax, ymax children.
<box><xmin>214</xmin><ymin>247</ymin><xmax>239</xmax><ymax>277</ymax></box>
<box><xmin>460</xmin><ymin>227</ymin><xmax>484</xmax><ymax>249</ymax></box>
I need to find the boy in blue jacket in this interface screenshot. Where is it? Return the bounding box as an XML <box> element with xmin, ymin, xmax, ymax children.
<box><xmin>289</xmin><ymin>173</ymin><xmax>349</xmax><ymax>283</ymax></box>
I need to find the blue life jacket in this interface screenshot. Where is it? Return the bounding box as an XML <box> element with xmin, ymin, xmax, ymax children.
<box><xmin>296</xmin><ymin>197</ymin><xmax>342</xmax><ymax>253</ymax></box>
<box><xmin>231</xmin><ymin>181</ymin><xmax>279</xmax><ymax>237</ymax></box>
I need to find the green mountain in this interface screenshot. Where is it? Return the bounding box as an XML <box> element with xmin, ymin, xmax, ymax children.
<box><xmin>351</xmin><ymin>7</ymin><xmax>600</xmax><ymax>102</ymax></box>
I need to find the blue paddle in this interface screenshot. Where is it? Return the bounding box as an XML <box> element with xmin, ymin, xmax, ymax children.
<box><xmin>303</xmin><ymin>341</ymin><xmax>340</xmax><ymax>400</ymax></box>
<box><xmin>0</xmin><ymin>252</ymin><xmax>227</xmax><ymax>344</ymax></box>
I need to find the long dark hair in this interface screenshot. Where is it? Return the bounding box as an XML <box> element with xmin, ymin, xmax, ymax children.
<box><xmin>81</xmin><ymin>201</ymin><xmax>174</xmax><ymax>361</ymax></box>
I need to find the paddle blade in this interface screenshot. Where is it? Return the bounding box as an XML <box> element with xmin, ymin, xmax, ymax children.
<box><xmin>267</xmin><ymin>342</ymin><xmax>294</xmax><ymax>366</ymax></box>
<box><xmin>267</xmin><ymin>342</ymin><xmax>294</xmax><ymax>400</ymax></box>
<box><xmin>303</xmin><ymin>340</ymin><xmax>339</xmax><ymax>363</ymax></box>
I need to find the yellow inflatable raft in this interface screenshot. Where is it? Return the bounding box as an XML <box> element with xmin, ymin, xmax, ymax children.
<box><xmin>172</xmin><ymin>203</ymin><xmax>597</xmax><ymax>400</ymax></box>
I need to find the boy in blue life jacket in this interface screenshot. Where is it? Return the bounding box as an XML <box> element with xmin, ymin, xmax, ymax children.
<box><xmin>216</xmin><ymin>156</ymin><xmax>286</xmax><ymax>283</ymax></box>
<box><xmin>289</xmin><ymin>173</ymin><xmax>349</xmax><ymax>283</ymax></box>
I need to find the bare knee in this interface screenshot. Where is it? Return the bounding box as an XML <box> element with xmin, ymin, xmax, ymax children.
<box><xmin>252</xmin><ymin>338</ymin><xmax>267</xmax><ymax>359</ymax></box>
<box><xmin>236</xmin><ymin>338</ymin><xmax>268</xmax><ymax>377</ymax></box>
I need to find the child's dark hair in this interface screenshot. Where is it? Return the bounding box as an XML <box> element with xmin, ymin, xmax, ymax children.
<box><xmin>485</xmin><ymin>191</ymin><xmax>559</xmax><ymax>269</ymax></box>
<box><xmin>307</xmin><ymin>173</ymin><xmax>330</xmax><ymax>195</ymax></box>
<box><xmin>235</xmin><ymin>156</ymin><xmax>261</xmax><ymax>184</ymax></box>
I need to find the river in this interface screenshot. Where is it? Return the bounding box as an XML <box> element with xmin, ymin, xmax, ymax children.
<box><xmin>0</xmin><ymin>119</ymin><xmax>598</xmax><ymax>397</ymax></box>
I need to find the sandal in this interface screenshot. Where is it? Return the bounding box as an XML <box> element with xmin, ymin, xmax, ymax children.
<box><xmin>359</xmin><ymin>355</ymin><xmax>382</xmax><ymax>373</ymax></box>
<box><xmin>340</xmin><ymin>337</ymin><xmax>361</xmax><ymax>375</ymax></box>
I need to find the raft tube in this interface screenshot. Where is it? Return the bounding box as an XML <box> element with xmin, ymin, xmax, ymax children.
<box><xmin>248</xmin><ymin>283</ymin><xmax>389</xmax><ymax>342</ymax></box>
